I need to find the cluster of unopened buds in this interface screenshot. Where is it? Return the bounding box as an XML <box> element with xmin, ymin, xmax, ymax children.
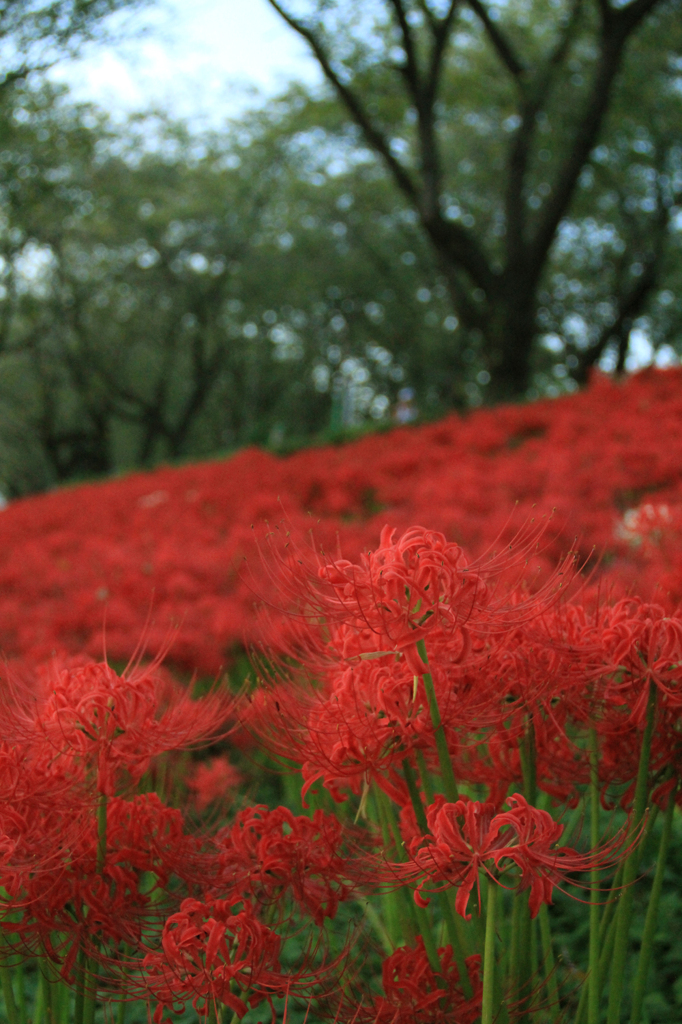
<box><xmin>0</xmin><ymin>521</ymin><xmax>678</xmax><ymax>1024</ymax></box>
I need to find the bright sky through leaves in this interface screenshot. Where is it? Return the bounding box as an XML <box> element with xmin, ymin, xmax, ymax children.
<box><xmin>48</xmin><ymin>0</ymin><xmax>321</xmax><ymax>123</ymax></box>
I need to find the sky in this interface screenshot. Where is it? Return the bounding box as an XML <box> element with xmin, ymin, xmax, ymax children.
<box><xmin>49</xmin><ymin>0</ymin><xmax>322</xmax><ymax>126</ymax></box>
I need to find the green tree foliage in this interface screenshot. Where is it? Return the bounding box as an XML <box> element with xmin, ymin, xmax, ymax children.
<box><xmin>267</xmin><ymin>0</ymin><xmax>682</xmax><ymax>400</ymax></box>
<box><xmin>0</xmin><ymin>0</ymin><xmax>148</xmax><ymax>86</ymax></box>
<box><xmin>1</xmin><ymin>0</ymin><xmax>682</xmax><ymax>492</ymax></box>
<box><xmin>0</xmin><ymin>83</ymin><xmax>454</xmax><ymax>494</ymax></box>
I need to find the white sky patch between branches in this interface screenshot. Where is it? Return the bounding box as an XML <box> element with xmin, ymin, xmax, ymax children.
<box><xmin>48</xmin><ymin>0</ymin><xmax>322</xmax><ymax>125</ymax></box>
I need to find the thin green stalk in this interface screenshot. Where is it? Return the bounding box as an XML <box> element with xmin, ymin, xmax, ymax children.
<box><xmin>415</xmin><ymin>748</ymin><xmax>436</xmax><ymax>803</ymax></box>
<box><xmin>519</xmin><ymin>719</ymin><xmax>538</xmax><ymax>805</ymax></box>
<box><xmin>33</xmin><ymin>967</ymin><xmax>46</xmax><ymax>1024</ymax></box>
<box><xmin>481</xmin><ymin>876</ymin><xmax>498</xmax><ymax>1024</ymax></box>
<box><xmin>82</xmin><ymin>964</ymin><xmax>96</xmax><ymax>1024</ymax></box>
<box><xmin>517</xmin><ymin>891</ymin><xmax>533</xmax><ymax>1011</ymax></box>
<box><xmin>360</xmin><ymin>898</ymin><xmax>393</xmax><ymax>956</ymax></box>
<box><xmin>15</xmin><ymin>961</ymin><xmax>25</xmax><ymax>1024</ymax></box>
<box><xmin>630</xmin><ymin>783</ymin><xmax>678</xmax><ymax>1024</ymax></box>
<box><xmin>74</xmin><ymin>946</ymin><xmax>85</xmax><ymax>1024</ymax></box>
<box><xmin>538</xmin><ymin>904</ymin><xmax>559</xmax><ymax>1020</ymax></box>
<box><xmin>508</xmin><ymin>880</ymin><xmax>523</xmax><ymax>1003</ymax></box>
<box><xmin>416</xmin><ymin>639</ymin><xmax>459</xmax><ymax>802</ymax></box>
<box><xmin>402</xmin><ymin>757</ymin><xmax>472</xmax><ymax>995</ymax></box>
<box><xmin>575</xmin><ymin>866</ymin><xmax>625</xmax><ymax>1024</ymax></box>
<box><xmin>375</xmin><ymin>782</ymin><xmax>441</xmax><ymax>970</ymax></box>
<box><xmin>576</xmin><ymin>794</ymin><xmax>659</xmax><ymax>1023</ymax></box>
<box><xmin>84</xmin><ymin>790</ymin><xmax>109</xmax><ymax>1024</ymax></box>
<box><xmin>96</xmin><ymin>792</ymin><xmax>108</xmax><ymax>874</ymax></box>
<box><xmin>55</xmin><ymin>980</ymin><xmax>70</xmax><ymax>1024</ymax></box>
<box><xmin>373</xmin><ymin>784</ymin><xmax>417</xmax><ymax>943</ymax></box>
<box><xmin>414</xmin><ymin>903</ymin><xmax>443</xmax><ymax>975</ymax></box>
<box><xmin>40</xmin><ymin>969</ymin><xmax>53</xmax><ymax>1024</ymax></box>
<box><xmin>402</xmin><ymin>758</ymin><xmax>428</xmax><ymax>833</ymax></box>
<box><xmin>607</xmin><ymin>681</ymin><xmax>657</xmax><ymax>1024</ymax></box>
<box><xmin>373</xmin><ymin>842</ymin><xmax>402</xmax><ymax>952</ymax></box>
<box><xmin>588</xmin><ymin>727</ymin><xmax>601</xmax><ymax>1024</ymax></box>
<box><xmin>0</xmin><ymin>962</ymin><xmax>19</xmax><ymax>1024</ymax></box>
<box><xmin>437</xmin><ymin>890</ymin><xmax>473</xmax><ymax>998</ymax></box>
<box><xmin>562</xmin><ymin>796</ymin><xmax>587</xmax><ymax>848</ymax></box>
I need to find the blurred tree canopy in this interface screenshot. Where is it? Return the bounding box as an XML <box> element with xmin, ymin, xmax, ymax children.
<box><xmin>0</xmin><ymin>1</ymin><xmax>147</xmax><ymax>87</ymax></box>
<box><xmin>268</xmin><ymin>0</ymin><xmax>682</xmax><ymax>400</ymax></box>
<box><xmin>0</xmin><ymin>0</ymin><xmax>681</xmax><ymax>494</ymax></box>
<box><xmin>0</xmin><ymin>83</ymin><xmax>444</xmax><ymax>493</ymax></box>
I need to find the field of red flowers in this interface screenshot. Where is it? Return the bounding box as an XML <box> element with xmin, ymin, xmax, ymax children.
<box><xmin>1</xmin><ymin>367</ymin><xmax>681</xmax><ymax>676</ymax></box>
<box><xmin>2</xmin><ymin>368</ymin><xmax>682</xmax><ymax>1024</ymax></box>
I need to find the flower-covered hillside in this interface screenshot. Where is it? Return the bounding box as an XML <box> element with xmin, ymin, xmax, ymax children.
<box><xmin>1</xmin><ymin>368</ymin><xmax>680</xmax><ymax>673</ymax></box>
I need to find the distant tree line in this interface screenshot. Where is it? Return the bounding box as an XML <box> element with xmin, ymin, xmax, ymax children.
<box><xmin>0</xmin><ymin>0</ymin><xmax>680</xmax><ymax>495</ymax></box>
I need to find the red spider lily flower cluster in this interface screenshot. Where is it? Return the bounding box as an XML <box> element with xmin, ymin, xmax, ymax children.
<box><xmin>0</xmin><ymin>368</ymin><xmax>681</xmax><ymax>676</ymax></box>
<box><xmin>142</xmin><ymin>899</ymin><xmax>286</xmax><ymax>1023</ymax></box>
<box><xmin>0</xmin><ymin>657</ymin><xmax>235</xmax><ymax>953</ymax></box>
<box><xmin>363</xmin><ymin>938</ymin><xmax>482</xmax><ymax>1024</ymax></box>
<box><xmin>394</xmin><ymin>793</ymin><xmax>625</xmax><ymax>919</ymax></box>
<box><xmin>213</xmin><ymin>805</ymin><xmax>356</xmax><ymax>925</ymax></box>
<box><xmin>186</xmin><ymin>756</ymin><xmax>243</xmax><ymax>813</ymax></box>
<box><xmin>1</xmin><ymin>371</ymin><xmax>682</xmax><ymax>1022</ymax></box>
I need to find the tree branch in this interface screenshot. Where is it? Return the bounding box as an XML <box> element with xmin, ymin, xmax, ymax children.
<box><xmin>577</xmin><ymin>193</ymin><xmax>670</xmax><ymax>381</ymax></box>
<box><xmin>466</xmin><ymin>0</ymin><xmax>526</xmax><ymax>79</ymax></box>
<box><xmin>386</xmin><ymin>0</ymin><xmax>422</xmax><ymax>99</ymax></box>
<box><xmin>266</xmin><ymin>0</ymin><xmax>420</xmax><ymax>206</ymax></box>
<box><xmin>527</xmin><ymin>0</ymin><xmax>668</xmax><ymax>282</ymax></box>
<box><xmin>268</xmin><ymin>0</ymin><xmax>495</xmax><ymax>292</ymax></box>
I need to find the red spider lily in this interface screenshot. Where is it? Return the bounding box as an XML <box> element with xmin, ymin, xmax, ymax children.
<box><xmin>352</xmin><ymin>938</ymin><xmax>481</xmax><ymax>1024</ymax></box>
<box><xmin>213</xmin><ymin>805</ymin><xmax>356</xmax><ymax>925</ymax></box>
<box><xmin>0</xmin><ymin>738</ymin><xmax>89</xmax><ymax>908</ymax></box>
<box><xmin>315</xmin><ymin>525</ymin><xmax>488</xmax><ymax>673</ymax></box>
<box><xmin>186</xmin><ymin>755</ymin><xmax>243</xmax><ymax>813</ymax></box>
<box><xmin>599</xmin><ymin>599</ymin><xmax>682</xmax><ymax>718</ymax></box>
<box><xmin>4</xmin><ymin>793</ymin><xmax>205</xmax><ymax>964</ymax></box>
<box><xmin>3</xmin><ymin>656</ymin><xmax>234</xmax><ymax>795</ymax></box>
<box><xmin>392</xmin><ymin>793</ymin><xmax>628</xmax><ymax>919</ymax></box>
<box><xmin>0</xmin><ymin>369</ymin><xmax>682</xmax><ymax>674</ymax></box>
<box><xmin>142</xmin><ymin>897</ymin><xmax>321</xmax><ymax>1023</ymax></box>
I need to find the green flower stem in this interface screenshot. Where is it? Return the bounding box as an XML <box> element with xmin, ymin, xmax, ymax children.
<box><xmin>402</xmin><ymin>758</ymin><xmax>428</xmax><ymax>833</ymax></box>
<box><xmin>74</xmin><ymin>946</ymin><xmax>85</xmax><ymax>1024</ymax></box>
<box><xmin>83</xmin><ymin>790</ymin><xmax>109</xmax><ymax>1024</ymax></box>
<box><xmin>538</xmin><ymin>903</ymin><xmax>559</xmax><ymax>1020</ymax></box>
<box><xmin>415</xmin><ymin>748</ymin><xmax>436</xmax><ymax>803</ymax></box>
<box><xmin>366</xmin><ymin>800</ymin><xmax>441</xmax><ymax>976</ymax></box>
<box><xmin>519</xmin><ymin>719</ymin><xmax>538</xmax><ymax>806</ymax></box>
<box><xmin>575</xmin><ymin>863</ymin><xmax>626</xmax><ymax>1024</ymax></box>
<box><xmin>576</xmin><ymin>774</ymin><xmax>661</xmax><ymax>1023</ymax></box>
<box><xmin>416</xmin><ymin>639</ymin><xmax>459</xmax><ymax>803</ymax></box>
<box><xmin>33</xmin><ymin>967</ymin><xmax>45</xmax><ymax>1024</ymax></box>
<box><xmin>508</xmin><ymin>883</ymin><xmax>522</xmax><ymax>1004</ymax></box>
<box><xmin>96</xmin><ymin>792</ymin><xmax>108</xmax><ymax>874</ymax></box>
<box><xmin>606</xmin><ymin>681</ymin><xmax>657</xmax><ymax>1024</ymax></box>
<box><xmin>402</xmin><ymin>757</ymin><xmax>472</xmax><ymax>995</ymax></box>
<box><xmin>360</xmin><ymin>898</ymin><xmax>393</xmax><ymax>956</ymax></box>
<box><xmin>400</xmin><ymin>759</ymin><xmax>453</xmax><ymax>975</ymax></box>
<box><xmin>373</xmin><ymin>784</ymin><xmax>417</xmax><ymax>943</ymax></box>
<box><xmin>518</xmin><ymin>893</ymin><xmax>533</xmax><ymax>1010</ymax></box>
<box><xmin>588</xmin><ymin>727</ymin><xmax>601</xmax><ymax>1024</ymax></box>
<box><xmin>15</xmin><ymin>962</ymin><xmax>25</xmax><ymax>1024</ymax></box>
<box><xmin>630</xmin><ymin>782</ymin><xmax>679</xmax><ymax>1024</ymax></box>
<box><xmin>0</xmin><ymin>961</ymin><xmax>19</xmax><ymax>1024</ymax></box>
<box><xmin>481</xmin><ymin>875</ymin><xmax>498</xmax><ymax>1024</ymax></box>
<box><xmin>40</xmin><ymin>969</ymin><xmax>52</xmax><ymax>1024</ymax></box>
<box><xmin>414</xmin><ymin>904</ymin><xmax>443</xmax><ymax>975</ymax></box>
